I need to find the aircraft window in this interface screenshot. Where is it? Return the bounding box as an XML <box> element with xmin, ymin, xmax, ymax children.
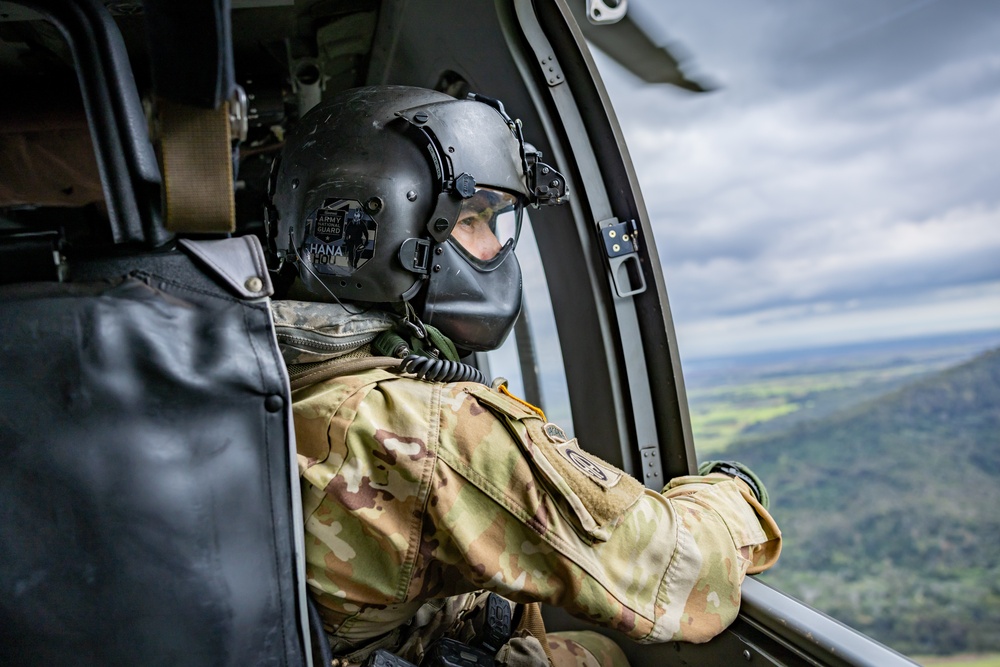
<box><xmin>486</xmin><ymin>214</ymin><xmax>575</xmax><ymax>436</ymax></box>
<box><xmin>594</xmin><ymin>5</ymin><xmax>1000</xmax><ymax>660</ymax></box>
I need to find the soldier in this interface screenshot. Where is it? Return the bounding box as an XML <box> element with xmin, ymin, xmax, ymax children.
<box><xmin>267</xmin><ymin>85</ymin><xmax>782</xmax><ymax>666</ymax></box>
<box><xmin>343</xmin><ymin>208</ymin><xmax>370</xmax><ymax>269</ymax></box>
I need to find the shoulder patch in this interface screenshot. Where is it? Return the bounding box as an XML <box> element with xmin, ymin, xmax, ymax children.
<box><xmin>461</xmin><ymin>385</ymin><xmax>644</xmax><ymax>543</ymax></box>
<box><xmin>542</xmin><ymin>422</ymin><xmax>568</xmax><ymax>443</ymax></box>
<box><xmin>554</xmin><ymin>440</ymin><xmax>623</xmax><ymax>490</ymax></box>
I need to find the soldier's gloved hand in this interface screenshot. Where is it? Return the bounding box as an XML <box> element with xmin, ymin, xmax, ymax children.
<box><xmin>698</xmin><ymin>460</ymin><xmax>769</xmax><ymax>510</ymax></box>
<box><xmin>661</xmin><ymin>460</ymin><xmax>782</xmax><ymax>575</ymax></box>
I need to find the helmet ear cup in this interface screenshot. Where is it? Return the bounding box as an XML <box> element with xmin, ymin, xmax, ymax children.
<box><xmin>271</xmin><ymin>86</ymin><xmax>450</xmax><ymax>304</ymax></box>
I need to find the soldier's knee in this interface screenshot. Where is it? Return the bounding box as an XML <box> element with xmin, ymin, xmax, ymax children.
<box><xmin>547</xmin><ymin>631</ymin><xmax>630</xmax><ymax>667</ymax></box>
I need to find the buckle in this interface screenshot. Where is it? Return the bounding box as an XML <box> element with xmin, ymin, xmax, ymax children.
<box><xmin>526</xmin><ymin>151</ymin><xmax>567</xmax><ymax>206</ymax></box>
<box><xmin>229</xmin><ymin>85</ymin><xmax>249</xmax><ymax>143</ymax></box>
<box><xmin>399</xmin><ymin>237</ymin><xmax>432</xmax><ymax>274</ymax></box>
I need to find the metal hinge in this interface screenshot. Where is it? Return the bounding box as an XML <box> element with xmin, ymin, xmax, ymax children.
<box><xmin>639</xmin><ymin>444</ymin><xmax>663</xmax><ymax>488</ymax></box>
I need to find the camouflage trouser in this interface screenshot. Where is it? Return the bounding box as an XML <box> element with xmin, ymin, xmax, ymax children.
<box><xmin>328</xmin><ymin>592</ymin><xmax>630</xmax><ymax>666</ymax></box>
<box><xmin>547</xmin><ymin>631</ymin><xmax>631</xmax><ymax>667</ymax></box>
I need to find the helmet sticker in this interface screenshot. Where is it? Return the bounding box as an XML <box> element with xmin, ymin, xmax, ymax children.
<box><xmin>301</xmin><ymin>199</ymin><xmax>378</xmax><ymax>275</ymax></box>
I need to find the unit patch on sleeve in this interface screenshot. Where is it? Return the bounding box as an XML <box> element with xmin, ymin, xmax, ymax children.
<box><xmin>300</xmin><ymin>198</ymin><xmax>378</xmax><ymax>276</ymax></box>
<box><xmin>555</xmin><ymin>440</ymin><xmax>624</xmax><ymax>490</ymax></box>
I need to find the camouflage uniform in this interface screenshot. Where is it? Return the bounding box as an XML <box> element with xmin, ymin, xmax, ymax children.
<box><xmin>274</xmin><ymin>301</ymin><xmax>782</xmax><ymax>665</ymax></box>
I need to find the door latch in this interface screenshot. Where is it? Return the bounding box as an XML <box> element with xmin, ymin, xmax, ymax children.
<box><xmin>599</xmin><ymin>217</ymin><xmax>646</xmax><ymax>297</ymax></box>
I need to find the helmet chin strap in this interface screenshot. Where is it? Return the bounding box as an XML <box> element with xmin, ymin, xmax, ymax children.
<box><xmin>402</xmin><ymin>300</ymin><xmax>428</xmax><ymax>341</ymax></box>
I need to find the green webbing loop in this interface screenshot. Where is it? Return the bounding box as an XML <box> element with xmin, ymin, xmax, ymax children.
<box><xmin>373</xmin><ymin>324</ymin><xmax>461</xmax><ymax>362</ymax></box>
<box><xmin>425</xmin><ymin>325</ymin><xmax>459</xmax><ymax>362</ymax></box>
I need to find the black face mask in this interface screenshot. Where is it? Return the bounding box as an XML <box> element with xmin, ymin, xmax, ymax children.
<box><xmin>419</xmin><ymin>239</ymin><xmax>522</xmax><ymax>352</ymax></box>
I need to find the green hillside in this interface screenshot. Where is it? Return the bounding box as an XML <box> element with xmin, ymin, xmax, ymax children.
<box><xmin>725</xmin><ymin>347</ymin><xmax>1000</xmax><ymax>656</ymax></box>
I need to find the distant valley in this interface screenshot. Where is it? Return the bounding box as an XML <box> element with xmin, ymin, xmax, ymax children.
<box><xmin>686</xmin><ymin>332</ymin><xmax>1000</xmax><ymax>657</ymax></box>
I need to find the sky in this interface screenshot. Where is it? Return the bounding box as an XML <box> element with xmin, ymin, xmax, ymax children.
<box><xmin>588</xmin><ymin>0</ymin><xmax>1000</xmax><ymax>360</ymax></box>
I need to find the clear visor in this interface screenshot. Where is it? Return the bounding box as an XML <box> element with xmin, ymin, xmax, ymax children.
<box><xmin>450</xmin><ymin>188</ymin><xmax>522</xmax><ymax>262</ymax></box>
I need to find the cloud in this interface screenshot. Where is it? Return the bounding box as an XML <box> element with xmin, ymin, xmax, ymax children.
<box><xmin>670</xmin><ymin>204</ymin><xmax>1000</xmax><ymax>316</ymax></box>
<box><xmin>675</xmin><ymin>280</ymin><xmax>1000</xmax><ymax>360</ymax></box>
<box><xmin>777</xmin><ymin>0</ymin><xmax>1000</xmax><ymax>96</ymax></box>
<box><xmin>590</xmin><ymin>2</ymin><xmax>1000</xmax><ymax>358</ymax></box>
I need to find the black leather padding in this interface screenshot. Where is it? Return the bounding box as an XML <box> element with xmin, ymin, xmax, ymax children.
<box><xmin>0</xmin><ymin>251</ymin><xmax>305</xmax><ymax>666</ymax></box>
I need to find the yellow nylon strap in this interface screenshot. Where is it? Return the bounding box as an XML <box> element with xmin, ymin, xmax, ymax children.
<box><xmin>498</xmin><ymin>384</ymin><xmax>546</xmax><ymax>422</ymax></box>
<box><xmin>158</xmin><ymin>98</ymin><xmax>235</xmax><ymax>233</ymax></box>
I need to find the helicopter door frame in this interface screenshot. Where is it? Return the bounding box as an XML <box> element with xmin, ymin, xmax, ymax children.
<box><xmin>503</xmin><ymin>1</ymin><xmax>919</xmax><ymax>665</ymax></box>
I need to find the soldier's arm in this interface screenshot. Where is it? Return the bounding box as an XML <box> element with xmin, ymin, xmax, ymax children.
<box><xmin>297</xmin><ymin>373</ymin><xmax>780</xmax><ymax>644</ymax></box>
<box><xmin>424</xmin><ymin>382</ymin><xmax>782</xmax><ymax>644</ymax></box>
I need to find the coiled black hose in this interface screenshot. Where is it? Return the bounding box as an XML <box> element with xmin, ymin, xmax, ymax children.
<box><xmin>398</xmin><ymin>354</ymin><xmax>487</xmax><ymax>385</ymax></box>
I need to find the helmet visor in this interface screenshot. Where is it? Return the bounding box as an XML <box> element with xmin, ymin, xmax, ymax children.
<box><xmin>450</xmin><ymin>188</ymin><xmax>522</xmax><ymax>263</ymax></box>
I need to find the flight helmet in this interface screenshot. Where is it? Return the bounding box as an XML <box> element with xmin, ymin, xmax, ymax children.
<box><xmin>269</xmin><ymin>85</ymin><xmax>566</xmax><ymax>351</ymax></box>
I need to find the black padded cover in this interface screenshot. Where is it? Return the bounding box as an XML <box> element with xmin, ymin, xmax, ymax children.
<box><xmin>0</xmin><ymin>249</ymin><xmax>305</xmax><ymax>666</ymax></box>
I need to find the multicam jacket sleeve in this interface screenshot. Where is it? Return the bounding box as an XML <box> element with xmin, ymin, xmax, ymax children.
<box><xmin>294</xmin><ymin>368</ymin><xmax>781</xmax><ymax>646</ymax></box>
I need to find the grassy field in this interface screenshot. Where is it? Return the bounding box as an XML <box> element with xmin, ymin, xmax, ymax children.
<box><xmin>683</xmin><ymin>332</ymin><xmax>1000</xmax><ymax>453</ymax></box>
<box><xmin>687</xmin><ymin>363</ymin><xmax>942</xmax><ymax>452</ymax></box>
<box><xmin>915</xmin><ymin>655</ymin><xmax>1000</xmax><ymax>667</ymax></box>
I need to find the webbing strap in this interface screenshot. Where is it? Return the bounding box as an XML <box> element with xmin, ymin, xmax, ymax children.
<box><xmin>516</xmin><ymin>603</ymin><xmax>554</xmax><ymax>665</ymax></box>
<box><xmin>159</xmin><ymin>98</ymin><xmax>235</xmax><ymax>233</ymax></box>
<box><xmin>289</xmin><ymin>356</ymin><xmax>401</xmax><ymax>391</ymax></box>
